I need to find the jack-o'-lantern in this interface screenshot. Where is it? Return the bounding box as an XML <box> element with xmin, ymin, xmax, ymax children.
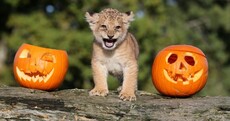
<box><xmin>13</xmin><ymin>43</ymin><xmax>68</xmax><ymax>91</ymax></box>
<box><xmin>152</xmin><ymin>45</ymin><xmax>208</xmax><ymax>97</ymax></box>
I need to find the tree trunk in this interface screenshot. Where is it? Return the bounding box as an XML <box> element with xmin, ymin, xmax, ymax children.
<box><xmin>0</xmin><ymin>87</ymin><xmax>229</xmax><ymax>121</ymax></box>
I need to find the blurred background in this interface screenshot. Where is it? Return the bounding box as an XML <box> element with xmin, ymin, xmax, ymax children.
<box><xmin>0</xmin><ymin>0</ymin><xmax>229</xmax><ymax>96</ymax></box>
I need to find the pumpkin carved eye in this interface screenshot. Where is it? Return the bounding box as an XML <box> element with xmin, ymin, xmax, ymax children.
<box><xmin>184</xmin><ymin>56</ymin><xmax>195</xmax><ymax>66</ymax></box>
<box><xmin>167</xmin><ymin>54</ymin><xmax>177</xmax><ymax>64</ymax></box>
<box><xmin>19</xmin><ymin>49</ymin><xmax>31</xmax><ymax>58</ymax></box>
<box><xmin>41</xmin><ymin>53</ymin><xmax>56</xmax><ymax>63</ymax></box>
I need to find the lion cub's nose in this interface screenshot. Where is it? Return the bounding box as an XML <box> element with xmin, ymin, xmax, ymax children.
<box><xmin>108</xmin><ymin>35</ymin><xmax>114</xmax><ymax>39</ymax></box>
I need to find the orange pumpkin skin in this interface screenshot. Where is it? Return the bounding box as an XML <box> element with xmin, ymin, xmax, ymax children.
<box><xmin>13</xmin><ymin>43</ymin><xmax>68</xmax><ymax>91</ymax></box>
<box><xmin>152</xmin><ymin>45</ymin><xmax>208</xmax><ymax>97</ymax></box>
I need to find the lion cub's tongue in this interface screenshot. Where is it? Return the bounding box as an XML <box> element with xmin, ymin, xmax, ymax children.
<box><xmin>105</xmin><ymin>41</ymin><xmax>114</xmax><ymax>48</ymax></box>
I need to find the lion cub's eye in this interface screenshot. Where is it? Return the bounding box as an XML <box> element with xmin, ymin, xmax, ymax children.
<box><xmin>115</xmin><ymin>26</ymin><xmax>121</xmax><ymax>30</ymax></box>
<box><xmin>100</xmin><ymin>25</ymin><xmax>107</xmax><ymax>29</ymax></box>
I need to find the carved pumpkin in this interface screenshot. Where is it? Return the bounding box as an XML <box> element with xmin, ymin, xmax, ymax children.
<box><xmin>152</xmin><ymin>45</ymin><xmax>208</xmax><ymax>97</ymax></box>
<box><xmin>13</xmin><ymin>43</ymin><xmax>68</xmax><ymax>91</ymax></box>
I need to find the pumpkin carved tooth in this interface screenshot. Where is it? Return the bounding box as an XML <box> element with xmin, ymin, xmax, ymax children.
<box><xmin>183</xmin><ymin>81</ymin><xmax>189</xmax><ymax>85</ymax></box>
<box><xmin>32</xmin><ymin>76</ymin><xmax>36</xmax><ymax>82</ymax></box>
<box><xmin>44</xmin><ymin>69</ymin><xmax>54</xmax><ymax>83</ymax></box>
<box><xmin>38</xmin><ymin>77</ymin><xmax>43</xmax><ymax>82</ymax></box>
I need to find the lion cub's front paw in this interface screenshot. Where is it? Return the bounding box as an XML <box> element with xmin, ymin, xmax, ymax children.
<box><xmin>89</xmin><ymin>88</ymin><xmax>109</xmax><ymax>97</ymax></box>
<box><xmin>119</xmin><ymin>91</ymin><xmax>136</xmax><ymax>101</ymax></box>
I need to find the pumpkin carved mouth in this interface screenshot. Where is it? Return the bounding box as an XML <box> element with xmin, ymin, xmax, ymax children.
<box><xmin>163</xmin><ymin>69</ymin><xmax>203</xmax><ymax>85</ymax></box>
<box><xmin>16</xmin><ymin>67</ymin><xmax>54</xmax><ymax>83</ymax></box>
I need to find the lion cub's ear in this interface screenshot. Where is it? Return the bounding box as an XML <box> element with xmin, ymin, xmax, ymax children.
<box><xmin>85</xmin><ymin>12</ymin><xmax>99</xmax><ymax>23</ymax></box>
<box><xmin>85</xmin><ymin>12</ymin><xmax>99</xmax><ymax>30</ymax></box>
<box><xmin>122</xmin><ymin>11</ymin><xmax>134</xmax><ymax>28</ymax></box>
<box><xmin>122</xmin><ymin>11</ymin><xmax>134</xmax><ymax>23</ymax></box>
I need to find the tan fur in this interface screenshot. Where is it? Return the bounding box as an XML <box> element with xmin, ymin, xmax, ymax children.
<box><xmin>85</xmin><ymin>8</ymin><xmax>139</xmax><ymax>101</ymax></box>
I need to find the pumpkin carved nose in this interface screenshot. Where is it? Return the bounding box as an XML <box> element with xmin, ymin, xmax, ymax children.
<box><xmin>174</xmin><ymin>62</ymin><xmax>187</xmax><ymax>75</ymax></box>
<box><xmin>179</xmin><ymin>62</ymin><xmax>186</xmax><ymax>71</ymax></box>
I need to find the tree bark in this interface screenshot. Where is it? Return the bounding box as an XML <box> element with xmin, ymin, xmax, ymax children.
<box><xmin>0</xmin><ymin>87</ymin><xmax>229</xmax><ymax>121</ymax></box>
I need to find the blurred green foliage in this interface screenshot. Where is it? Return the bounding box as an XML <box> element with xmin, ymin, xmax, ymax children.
<box><xmin>0</xmin><ymin>0</ymin><xmax>229</xmax><ymax>96</ymax></box>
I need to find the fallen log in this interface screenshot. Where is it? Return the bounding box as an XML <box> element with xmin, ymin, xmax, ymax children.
<box><xmin>0</xmin><ymin>87</ymin><xmax>229</xmax><ymax>121</ymax></box>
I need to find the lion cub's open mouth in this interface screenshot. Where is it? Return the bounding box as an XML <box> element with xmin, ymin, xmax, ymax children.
<box><xmin>103</xmin><ymin>39</ymin><xmax>117</xmax><ymax>48</ymax></box>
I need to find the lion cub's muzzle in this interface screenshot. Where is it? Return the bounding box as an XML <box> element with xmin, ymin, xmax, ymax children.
<box><xmin>103</xmin><ymin>37</ymin><xmax>117</xmax><ymax>48</ymax></box>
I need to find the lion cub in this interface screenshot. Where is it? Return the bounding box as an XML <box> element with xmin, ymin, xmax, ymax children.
<box><xmin>85</xmin><ymin>8</ymin><xmax>139</xmax><ymax>101</ymax></box>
